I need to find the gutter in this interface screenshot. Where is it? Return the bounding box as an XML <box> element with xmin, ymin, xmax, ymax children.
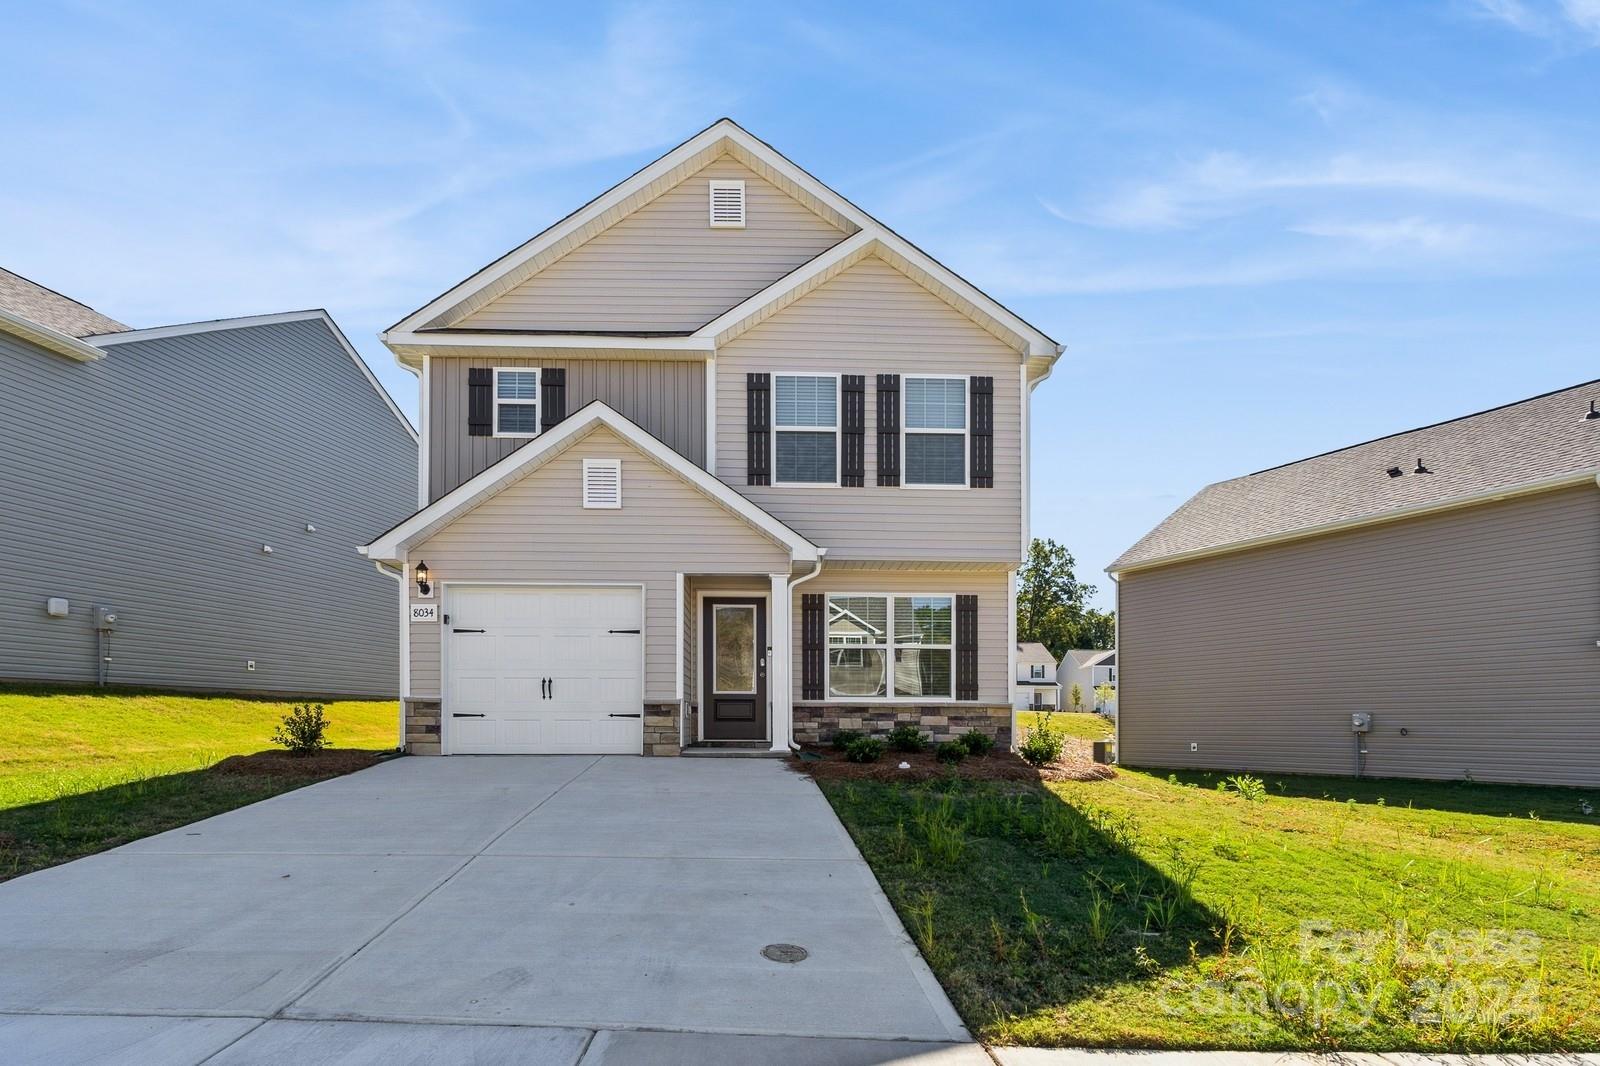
<box><xmin>785</xmin><ymin>549</ymin><xmax>827</xmax><ymax>753</ymax></box>
<box><xmin>0</xmin><ymin>308</ymin><xmax>105</xmax><ymax>362</ymax></box>
<box><xmin>373</xmin><ymin>561</ymin><xmax>407</xmax><ymax>752</ymax></box>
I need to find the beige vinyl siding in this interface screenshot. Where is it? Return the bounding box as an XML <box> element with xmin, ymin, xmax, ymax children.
<box><xmin>791</xmin><ymin>568</ymin><xmax>1012</xmax><ymax>706</ymax></box>
<box><xmin>408</xmin><ymin>426</ymin><xmax>791</xmax><ymax>699</ymax></box>
<box><xmin>1118</xmin><ymin>483</ymin><xmax>1600</xmax><ymax>788</ymax></box>
<box><xmin>456</xmin><ymin>156</ymin><xmax>848</xmax><ymax>333</ymax></box>
<box><xmin>716</xmin><ymin>256</ymin><xmax>1023</xmax><ymax>562</ymax></box>
<box><xmin>428</xmin><ymin>356</ymin><xmax>706</xmax><ymax>500</ymax></box>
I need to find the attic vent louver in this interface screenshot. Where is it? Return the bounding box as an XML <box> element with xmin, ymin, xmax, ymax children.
<box><xmin>583</xmin><ymin>458</ymin><xmax>622</xmax><ymax>509</ymax></box>
<box><xmin>709</xmin><ymin>179</ymin><xmax>746</xmax><ymax>228</ymax></box>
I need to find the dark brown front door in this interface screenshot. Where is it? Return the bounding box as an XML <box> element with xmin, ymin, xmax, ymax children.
<box><xmin>702</xmin><ymin>597</ymin><xmax>767</xmax><ymax>741</ymax></box>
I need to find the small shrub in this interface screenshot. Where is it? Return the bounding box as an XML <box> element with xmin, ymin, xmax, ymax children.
<box><xmin>958</xmin><ymin>729</ymin><xmax>995</xmax><ymax>757</ymax></box>
<box><xmin>935</xmin><ymin>740</ymin><xmax>967</xmax><ymax>765</ymax></box>
<box><xmin>1220</xmin><ymin>774</ymin><xmax>1267</xmax><ymax>802</ymax></box>
<box><xmin>830</xmin><ymin>728</ymin><xmax>864</xmax><ymax>751</ymax></box>
<box><xmin>1018</xmin><ymin>722</ymin><xmax>1064</xmax><ymax>767</ymax></box>
<box><xmin>844</xmin><ymin>736</ymin><xmax>886</xmax><ymax>763</ymax></box>
<box><xmin>885</xmin><ymin>723</ymin><xmax>928</xmax><ymax>753</ymax></box>
<box><xmin>272</xmin><ymin>703</ymin><xmax>331</xmax><ymax>756</ymax></box>
<box><xmin>1069</xmin><ymin>682</ymin><xmax>1083</xmax><ymax>710</ymax></box>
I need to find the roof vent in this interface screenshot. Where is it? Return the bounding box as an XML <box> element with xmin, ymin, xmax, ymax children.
<box><xmin>583</xmin><ymin>458</ymin><xmax>622</xmax><ymax>509</ymax></box>
<box><xmin>1413</xmin><ymin>458</ymin><xmax>1430</xmax><ymax>474</ymax></box>
<box><xmin>709</xmin><ymin>180</ymin><xmax>746</xmax><ymax>228</ymax></box>
<box><xmin>1386</xmin><ymin>466</ymin><xmax>1404</xmax><ymax>478</ymax></box>
<box><xmin>1587</xmin><ymin>401</ymin><xmax>1600</xmax><ymax>420</ymax></box>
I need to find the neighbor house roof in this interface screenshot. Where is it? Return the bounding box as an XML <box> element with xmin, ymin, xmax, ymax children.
<box><xmin>0</xmin><ymin>268</ymin><xmax>127</xmax><ymax>338</ymax></box>
<box><xmin>1066</xmin><ymin>649</ymin><xmax>1115</xmax><ymax>669</ymax></box>
<box><xmin>1112</xmin><ymin>379</ymin><xmax>1600</xmax><ymax>573</ymax></box>
<box><xmin>1016</xmin><ymin>642</ymin><xmax>1057</xmax><ymax>665</ymax></box>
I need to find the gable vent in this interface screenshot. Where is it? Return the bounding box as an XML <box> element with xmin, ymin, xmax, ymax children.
<box><xmin>583</xmin><ymin>458</ymin><xmax>622</xmax><ymax>509</ymax></box>
<box><xmin>708</xmin><ymin>179</ymin><xmax>746</xmax><ymax>228</ymax></box>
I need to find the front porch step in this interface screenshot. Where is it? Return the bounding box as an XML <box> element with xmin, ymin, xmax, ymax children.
<box><xmin>680</xmin><ymin>743</ymin><xmax>787</xmax><ymax>759</ymax></box>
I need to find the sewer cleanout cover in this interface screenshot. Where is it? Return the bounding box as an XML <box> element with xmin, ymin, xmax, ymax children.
<box><xmin>761</xmin><ymin>943</ymin><xmax>808</xmax><ymax>963</ymax></box>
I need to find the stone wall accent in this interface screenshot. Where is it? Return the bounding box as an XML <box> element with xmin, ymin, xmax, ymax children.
<box><xmin>644</xmin><ymin>701</ymin><xmax>681</xmax><ymax>757</ymax></box>
<box><xmin>793</xmin><ymin>704</ymin><xmax>1012</xmax><ymax>750</ymax></box>
<box><xmin>403</xmin><ymin>697</ymin><xmax>441</xmax><ymax>756</ymax></box>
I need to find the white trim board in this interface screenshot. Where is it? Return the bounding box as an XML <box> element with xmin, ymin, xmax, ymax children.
<box><xmin>362</xmin><ymin>399</ymin><xmax>821</xmax><ymax>564</ymax></box>
<box><xmin>0</xmin><ymin>307</ymin><xmax>106</xmax><ymax>362</ymax></box>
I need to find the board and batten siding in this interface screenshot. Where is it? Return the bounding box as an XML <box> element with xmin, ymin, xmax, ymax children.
<box><xmin>455</xmin><ymin>155</ymin><xmax>849</xmax><ymax>333</ymax></box>
<box><xmin>429</xmin><ymin>356</ymin><xmax>706</xmax><ymax>499</ymax></box>
<box><xmin>1118</xmin><ymin>483</ymin><xmax>1600</xmax><ymax>788</ymax></box>
<box><xmin>790</xmin><ymin>568</ymin><xmax>1012</xmax><ymax>706</ymax></box>
<box><xmin>408</xmin><ymin>425</ymin><xmax>792</xmax><ymax>701</ymax></box>
<box><xmin>715</xmin><ymin>256</ymin><xmax>1024</xmax><ymax>563</ymax></box>
<box><xmin>1</xmin><ymin>320</ymin><xmax>416</xmax><ymax>696</ymax></box>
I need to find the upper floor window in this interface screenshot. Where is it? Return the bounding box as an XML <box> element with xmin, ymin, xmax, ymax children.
<box><xmin>774</xmin><ymin>374</ymin><xmax>838</xmax><ymax>485</ymax></box>
<box><xmin>494</xmin><ymin>368</ymin><xmax>539</xmax><ymax>438</ymax></box>
<box><xmin>904</xmin><ymin>376</ymin><xmax>966</xmax><ymax>485</ymax></box>
<box><xmin>1030</xmin><ymin>664</ymin><xmax>1046</xmax><ymax>679</ymax></box>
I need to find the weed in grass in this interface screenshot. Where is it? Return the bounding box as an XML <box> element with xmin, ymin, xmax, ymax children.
<box><xmin>1220</xmin><ymin>774</ymin><xmax>1268</xmax><ymax>802</ymax></box>
<box><xmin>1019</xmin><ymin>889</ymin><xmax>1051</xmax><ymax>954</ymax></box>
<box><xmin>915</xmin><ymin>797</ymin><xmax>967</xmax><ymax>866</ymax></box>
<box><xmin>1085</xmin><ymin>882</ymin><xmax>1114</xmax><ymax>947</ymax></box>
<box><xmin>989</xmin><ymin>916</ymin><xmax>1011</xmax><ymax>961</ymax></box>
<box><xmin>908</xmin><ymin>890</ymin><xmax>938</xmax><ymax>954</ymax></box>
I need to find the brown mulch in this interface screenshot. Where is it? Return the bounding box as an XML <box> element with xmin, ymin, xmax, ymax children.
<box><xmin>789</xmin><ymin>737</ymin><xmax>1115</xmax><ymax>784</ymax></box>
<box><xmin>207</xmin><ymin>749</ymin><xmax>392</xmax><ymax>778</ymax></box>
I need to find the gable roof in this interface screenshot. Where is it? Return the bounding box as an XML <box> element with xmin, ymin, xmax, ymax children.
<box><xmin>383</xmin><ymin>118</ymin><xmax>1062</xmax><ymax>369</ymax></box>
<box><xmin>361</xmin><ymin>400</ymin><xmax>819</xmax><ymax>563</ymax></box>
<box><xmin>1112</xmin><ymin>379</ymin><xmax>1600</xmax><ymax>574</ymax></box>
<box><xmin>90</xmin><ymin>310</ymin><xmax>417</xmax><ymax>442</ymax></box>
<box><xmin>0</xmin><ymin>268</ymin><xmax>128</xmax><ymax>338</ymax></box>
<box><xmin>1017</xmin><ymin>642</ymin><xmax>1057</xmax><ymax>665</ymax></box>
<box><xmin>1066</xmin><ymin>649</ymin><xmax>1115</xmax><ymax>669</ymax></box>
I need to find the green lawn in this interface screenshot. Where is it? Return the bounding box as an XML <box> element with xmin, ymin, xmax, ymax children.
<box><xmin>0</xmin><ymin>683</ymin><xmax>397</xmax><ymax>880</ymax></box>
<box><xmin>1017</xmin><ymin>710</ymin><xmax>1114</xmax><ymax>741</ymax></box>
<box><xmin>821</xmin><ymin>767</ymin><xmax>1600</xmax><ymax>1052</ymax></box>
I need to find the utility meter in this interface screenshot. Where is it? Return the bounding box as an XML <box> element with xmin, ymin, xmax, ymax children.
<box><xmin>1351</xmin><ymin>712</ymin><xmax>1372</xmax><ymax>734</ymax></box>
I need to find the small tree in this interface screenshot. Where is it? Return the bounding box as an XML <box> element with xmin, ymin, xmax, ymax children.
<box><xmin>272</xmin><ymin>703</ymin><xmax>331</xmax><ymax>756</ymax></box>
<box><xmin>1069</xmin><ymin>682</ymin><xmax>1083</xmax><ymax>710</ymax></box>
<box><xmin>1094</xmin><ymin>682</ymin><xmax>1116</xmax><ymax>711</ymax></box>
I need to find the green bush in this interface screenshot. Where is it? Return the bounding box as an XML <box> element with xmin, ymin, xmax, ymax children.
<box><xmin>844</xmin><ymin>736</ymin><xmax>886</xmax><ymax>763</ymax></box>
<box><xmin>272</xmin><ymin>703</ymin><xmax>330</xmax><ymax>756</ymax></box>
<box><xmin>1018</xmin><ymin>721</ymin><xmax>1064</xmax><ymax>768</ymax></box>
<box><xmin>935</xmin><ymin>740</ymin><xmax>967</xmax><ymax>765</ymax></box>
<box><xmin>1220</xmin><ymin>774</ymin><xmax>1267</xmax><ymax>802</ymax></box>
<box><xmin>958</xmin><ymin>729</ymin><xmax>995</xmax><ymax>756</ymax></box>
<box><xmin>885</xmin><ymin>723</ymin><xmax>928</xmax><ymax>753</ymax></box>
<box><xmin>830</xmin><ymin>728</ymin><xmax>865</xmax><ymax>751</ymax></box>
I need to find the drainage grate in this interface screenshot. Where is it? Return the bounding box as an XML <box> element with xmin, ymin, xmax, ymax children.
<box><xmin>761</xmin><ymin>943</ymin><xmax>808</xmax><ymax>964</ymax></box>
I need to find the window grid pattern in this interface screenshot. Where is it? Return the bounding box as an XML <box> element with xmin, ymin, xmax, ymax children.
<box><xmin>774</xmin><ymin>374</ymin><xmax>838</xmax><ymax>484</ymax></box>
<box><xmin>904</xmin><ymin>377</ymin><xmax>966</xmax><ymax>485</ymax></box>
<box><xmin>825</xmin><ymin>594</ymin><xmax>954</xmax><ymax>700</ymax></box>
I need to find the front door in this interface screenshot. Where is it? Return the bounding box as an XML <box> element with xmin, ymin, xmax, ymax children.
<box><xmin>702</xmin><ymin>597</ymin><xmax>767</xmax><ymax>741</ymax></box>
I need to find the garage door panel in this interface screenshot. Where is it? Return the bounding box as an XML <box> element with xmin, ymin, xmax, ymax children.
<box><xmin>444</xmin><ymin>586</ymin><xmax>643</xmax><ymax>756</ymax></box>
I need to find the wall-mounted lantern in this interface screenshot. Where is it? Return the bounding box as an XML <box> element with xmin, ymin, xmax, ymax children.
<box><xmin>415</xmin><ymin>560</ymin><xmax>432</xmax><ymax>598</ymax></box>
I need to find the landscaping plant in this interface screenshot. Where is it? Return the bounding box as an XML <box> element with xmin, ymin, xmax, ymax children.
<box><xmin>272</xmin><ymin>703</ymin><xmax>332</xmax><ymax>756</ymax></box>
<box><xmin>1018</xmin><ymin>711</ymin><xmax>1064</xmax><ymax>767</ymax></box>
<box><xmin>958</xmin><ymin>729</ymin><xmax>995</xmax><ymax>757</ymax></box>
<box><xmin>843</xmin><ymin>736</ymin><xmax>886</xmax><ymax>763</ymax></box>
<box><xmin>935</xmin><ymin>740</ymin><xmax>967</xmax><ymax>765</ymax></box>
<box><xmin>830</xmin><ymin>728</ymin><xmax>865</xmax><ymax>751</ymax></box>
<box><xmin>885</xmin><ymin>722</ymin><xmax>929</xmax><ymax>753</ymax></box>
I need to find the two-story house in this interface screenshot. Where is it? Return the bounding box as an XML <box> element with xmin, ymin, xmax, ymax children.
<box><xmin>361</xmin><ymin>120</ymin><xmax>1062</xmax><ymax>756</ymax></box>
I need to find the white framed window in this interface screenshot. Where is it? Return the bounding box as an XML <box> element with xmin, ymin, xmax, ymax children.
<box><xmin>1030</xmin><ymin>664</ymin><xmax>1046</xmax><ymax>679</ymax></box>
<box><xmin>708</xmin><ymin>179</ymin><xmax>746</xmax><ymax>227</ymax></box>
<box><xmin>773</xmin><ymin>373</ymin><xmax>839</xmax><ymax>486</ymax></box>
<box><xmin>903</xmin><ymin>376</ymin><xmax>967</xmax><ymax>486</ymax></box>
<box><xmin>582</xmin><ymin>458</ymin><xmax>622</xmax><ymax>509</ymax></box>
<box><xmin>825</xmin><ymin>593</ymin><xmax>954</xmax><ymax>700</ymax></box>
<box><xmin>493</xmin><ymin>367</ymin><xmax>539</xmax><ymax>438</ymax></box>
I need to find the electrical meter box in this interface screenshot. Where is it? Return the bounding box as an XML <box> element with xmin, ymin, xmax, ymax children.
<box><xmin>1351</xmin><ymin>712</ymin><xmax>1372</xmax><ymax>733</ymax></box>
<box><xmin>95</xmin><ymin>606</ymin><xmax>119</xmax><ymax>630</ymax></box>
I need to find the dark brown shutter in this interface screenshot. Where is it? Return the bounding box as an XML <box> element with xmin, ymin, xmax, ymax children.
<box><xmin>747</xmin><ymin>373</ymin><xmax>771</xmax><ymax>486</ymax></box>
<box><xmin>955</xmin><ymin>594</ymin><xmax>979</xmax><ymax>700</ymax></box>
<box><xmin>875</xmin><ymin>373</ymin><xmax>900</xmax><ymax>486</ymax></box>
<box><xmin>840</xmin><ymin>374</ymin><xmax>865</xmax><ymax>487</ymax></box>
<box><xmin>540</xmin><ymin>368</ymin><xmax>567</xmax><ymax>432</ymax></box>
<box><xmin>467</xmin><ymin>367</ymin><xmax>492</xmax><ymax>436</ymax></box>
<box><xmin>802</xmin><ymin>593</ymin><xmax>825</xmax><ymax>700</ymax></box>
<box><xmin>970</xmin><ymin>375</ymin><xmax>994</xmax><ymax>488</ymax></box>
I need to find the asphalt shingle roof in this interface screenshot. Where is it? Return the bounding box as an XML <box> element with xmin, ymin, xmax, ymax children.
<box><xmin>0</xmin><ymin>268</ymin><xmax>127</xmax><ymax>338</ymax></box>
<box><xmin>1112</xmin><ymin>380</ymin><xmax>1600</xmax><ymax>571</ymax></box>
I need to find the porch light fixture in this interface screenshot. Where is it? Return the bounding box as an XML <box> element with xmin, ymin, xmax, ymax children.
<box><xmin>415</xmin><ymin>561</ymin><xmax>431</xmax><ymax>597</ymax></box>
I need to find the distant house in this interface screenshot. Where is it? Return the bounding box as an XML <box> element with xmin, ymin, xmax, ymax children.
<box><xmin>1111</xmin><ymin>380</ymin><xmax>1600</xmax><ymax>787</ymax></box>
<box><xmin>1014</xmin><ymin>642</ymin><xmax>1061</xmax><ymax>711</ymax></box>
<box><xmin>0</xmin><ymin>268</ymin><xmax>417</xmax><ymax>697</ymax></box>
<box><xmin>1058</xmin><ymin>649</ymin><xmax>1117</xmax><ymax>714</ymax></box>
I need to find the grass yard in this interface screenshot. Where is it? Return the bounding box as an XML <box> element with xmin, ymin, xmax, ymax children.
<box><xmin>1017</xmin><ymin>710</ymin><xmax>1114</xmax><ymax>741</ymax></box>
<box><xmin>821</xmin><ymin>767</ymin><xmax>1600</xmax><ymax>1052</ymax></box>
<box><xmin>0</xmin><ymin>683</ymin><xmax>396</xmax><ymax>881</ymax></box>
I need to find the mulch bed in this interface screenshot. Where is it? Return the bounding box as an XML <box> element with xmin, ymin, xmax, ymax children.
<box><xmin>790</xmin><ymin>737</ymin><xmax>1115</xmax><ymax>784</ymax></box>
<box><xmin>207</xmin><ymin>749</ymin><xmax>392</xmax><ymax>778</ymax></box>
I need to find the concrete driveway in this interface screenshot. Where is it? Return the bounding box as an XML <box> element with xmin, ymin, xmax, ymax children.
<box><xmin>0</xmin><ymin>756</ymin><xmax>985</xmax><ymax>1065</ymax></box>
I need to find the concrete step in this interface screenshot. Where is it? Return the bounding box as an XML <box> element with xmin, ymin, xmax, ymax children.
<box><xmin>680</xmin><ymin>743</ymin><xmax>786</xmax><ymax>759</ymax></box>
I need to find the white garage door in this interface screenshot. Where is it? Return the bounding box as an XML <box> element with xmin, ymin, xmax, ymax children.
<box><xmin>444</xmin><ymin>585</ymin><xmax>643</xmax><ymax>755</ymax></box>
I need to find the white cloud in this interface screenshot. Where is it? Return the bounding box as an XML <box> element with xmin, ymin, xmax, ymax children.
<box><xmin>1465</xmin><ymin>0</ymin><xmax>1600</xmax><ymax>41</ymax></box>
<box><xmin>1289</xmin><ymin>216</ymin><xmax>1479</xmax><ymax>252</ymax></box>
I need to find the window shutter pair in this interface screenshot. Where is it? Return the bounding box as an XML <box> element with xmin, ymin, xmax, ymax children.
<box><xmin>466</xmin><ymin>367</ymin><xmax>567</xmax><ymax>437</ymax></box>
<box><xmin>799</xmin><ymin>591</ymin><xmax>981</xmax><ymax>701</ymax></box>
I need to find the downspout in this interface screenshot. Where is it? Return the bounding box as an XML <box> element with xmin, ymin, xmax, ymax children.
<box><xmin>786</xmin><ymin>549</ymin><xmax>827</xmax><ymax>753</ymax></box>
<box><xmin>374</xmin><ymin>560</ymin><xmax>405</xmax><ymax>751</ymax></box>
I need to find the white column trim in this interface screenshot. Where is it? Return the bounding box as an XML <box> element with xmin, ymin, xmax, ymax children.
<box><xmin>705</xmin><ymin>355</ymin><xmax>717</xmax><ymax>476</ymax></box>
<box><xmin>418</xmin><ymin>355</ymin><xmax>431</xmax><ymax>508</ymax></box>
<box><xmin>768</xmin><ymin>572</ymin><xmax>791</xmax><ymax>752</ymax></box>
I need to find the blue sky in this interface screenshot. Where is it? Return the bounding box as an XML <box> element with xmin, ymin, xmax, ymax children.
<box><xmin>6</xmin><ymin>1</ymin><xmax>1598</xmax><ymax>606</ymax></box>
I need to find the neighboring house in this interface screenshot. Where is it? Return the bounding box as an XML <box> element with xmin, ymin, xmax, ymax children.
<box><xmin>1110</xmin><ymin>380</ymin><xmax>1600</xmax><ymax>787</ymax></box>
<box><xmin>1058</xmin><ymin>649</ymin><xmax>1116</xmax><ymax>714</ymax></box>
<box><xmin>1</xmin><ymin>268</ymin><xmax>417</xmax><ymax>697</ymax></box>
<box><xmin>361</xmin><ymin>118</ymin><xmax>1062</xmax><ymax>756</ymax></box>
<box><xmin>1014</xmin><ymin>642</ymin><xmax>1061</xmax><ymax>710</ymax></box>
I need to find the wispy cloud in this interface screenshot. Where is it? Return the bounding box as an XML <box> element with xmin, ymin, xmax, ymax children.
<box><xmin>1289</xmin><ymin>216</ymin><xmax>1480</xmax><ymax>252</ymax></box>
<box><xmin>1464</xmin><ymin>0</ymin><xmax>1600</xmax><ymax>42</ymax></box>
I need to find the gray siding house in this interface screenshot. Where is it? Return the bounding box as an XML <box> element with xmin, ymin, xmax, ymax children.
<box><xmin>1110</xmin><ymin>381</ymin><xmax>1600</xmax><ymax>788</ymax></box>
<box><xmin>1</xmin><ymin>269</ymin><xmax>417</xmax><ymax>697</ymax></box>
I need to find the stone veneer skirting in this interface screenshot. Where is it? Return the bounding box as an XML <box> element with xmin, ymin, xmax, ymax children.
<box><xmin>644</xmin><ymin>701</ymin><xmax>681</xmax><ymax>757</ymax></box>
<box><xmin>403</xmin><ymin>697</ymin><xmax>441</xmax><ymax>756</ymax></box>
<box><xmin>793</xmin><ymin>704</ymin><xmax>1012</xmax><ymax>750</ymax></box>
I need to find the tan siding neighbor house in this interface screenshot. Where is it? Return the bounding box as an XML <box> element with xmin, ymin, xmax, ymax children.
<box><xmin>362</xmin><ymin>119</ymin><xmax>1062</xmax><ymax>757</ymax></box>
<box><xmin>1112</xmin><ymin>382</ymin><xmax>1600</xmax><ymax>788</ymax></box>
